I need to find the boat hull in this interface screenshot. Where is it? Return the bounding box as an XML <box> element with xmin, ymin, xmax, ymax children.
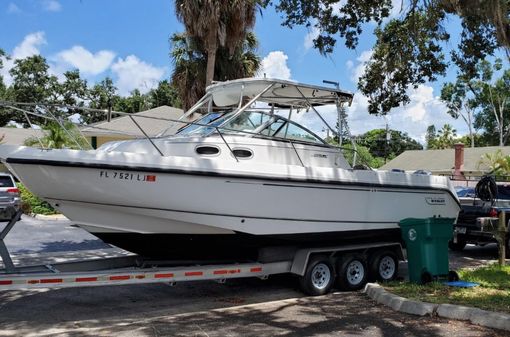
<box><xmin>0</xmin><ymin>146</ymin><xmax>461</xmax><ymax>260</ymax></box>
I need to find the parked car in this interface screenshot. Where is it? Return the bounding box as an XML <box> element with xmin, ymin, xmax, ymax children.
<box><xmin>451</xmin><ymin>184</ymin><xmax>510</xmax><ymax>256</ymax></box>
<box><xmin>0</xmin><ymin>173</ymin><xmax>21</xmax><ymax>222</ymax></box>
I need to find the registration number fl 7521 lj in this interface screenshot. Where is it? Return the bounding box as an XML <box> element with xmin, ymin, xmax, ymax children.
<box><xmin>99</xmin><ymin>170</ymin><xmax>156</xmax><ymax>182</ymax></box>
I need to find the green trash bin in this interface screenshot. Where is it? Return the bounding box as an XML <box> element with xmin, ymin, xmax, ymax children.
<box><xmin>399</xmin><ymin>217</ymin><xmax>456</xmax><ymax>284</ymax></box>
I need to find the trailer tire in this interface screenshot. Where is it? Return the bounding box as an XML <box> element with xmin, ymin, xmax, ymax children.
<box><xmin>368</xmin><ymin>250</ymin><xmax>398</xmax><ymax>282</ymax></box>
<box><xmin>337</xmin><ymin>254</ymin><xmax>368</xmax><ymax>291</ymax></box>
<box><xmin>299</xmin><ymin>255</ymin><xmax>335</xmax><ymax>296</ymax></box>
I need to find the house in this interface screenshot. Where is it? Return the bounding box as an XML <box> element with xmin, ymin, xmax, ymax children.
<box><xmin>0</xmin><ymin>105</ymin><xmax>185</xmax><ymax>172</ymax></box>
<box><xmin>80</xmin><ymin>105</ymin><xmax>185</xmax><ymax>148</ymax></box>
<box><xmin>381</xmin><ymin>144</ymin><xmax>510</xmax><ymax>182</ymax></box>
<box><xmin>0</xmin><ymin>127</ymin><xmax>44</xmax><ymax>172</ymax></box>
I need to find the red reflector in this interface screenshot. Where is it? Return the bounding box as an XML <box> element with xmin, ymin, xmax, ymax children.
<box><xmin>28</xmin><ymin>280</ymin><xmax>39</xmax><ymax>284</ymax></box>
<box><xmin>75</xmin><ymin>277</ymin><xmax>98</xmax><ymax>282</ymax></box>
<box><xmin>6</xmin><ymin>188</ymin><xmax>19</xmax><ymax>194</ymax></box>
<box><xmin>146</xmin><ymin>175</ymin><xmax>156</xmax><ymax>182</ymax></box>
<box><xmin>185</xmin><ymin>271</ymin><xmax>203</xmax><ymax>277</ymax></box>
<box><xmin>155</xmin><ymin>273</ymin><xmax>174</xmax><ymax>278</ymax></box>
<box><xmin>489</xmin><ymin>208</ymin><xmax>498</xmax><ymax>217</ymax></box>
<box><xmin>40</xmin><ymin>278</ymin><xmax>63</xmax><ymax>284</ymax></box>
<box><xmin>250</xmin><ymin>267</ymin><xmax>262</xmax><ymax>273</ymax></box>
<box><xmin>134</xmin><ymin>275</ymin><xmax>145</xmax><ymax>279</ymax></box>
<box><xmin>110</xmin><ymin>275</ymin><xmax>130</xmax><ymax>281</ymax></box>
<box><xmin>0</xmin><ymin>280</ymin><xmax>12</xmax><ymax>285</ymax></box>
<box><xmin>214</xmin><ymin>269</ymin><xmax>240</xmax><ymax>275</ymax></box>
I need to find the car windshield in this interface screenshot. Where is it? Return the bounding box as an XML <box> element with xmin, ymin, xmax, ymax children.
<box><xmin>0</xmin><ymin>176</ymin><xmax>14</xmax><ymax>188</ymax></box>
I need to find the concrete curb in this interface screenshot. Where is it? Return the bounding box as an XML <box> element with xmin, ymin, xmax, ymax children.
<box><xmin>363</xmin><ymin>283</ymin><xmax>510</xmax><ymax>331</ymax></box>
<box><xmin>32</xmin><ymin>213</ymin><xmax>68</xmax><ymax>221</ymax></box>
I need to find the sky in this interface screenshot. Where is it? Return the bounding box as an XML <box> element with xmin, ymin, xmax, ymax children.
<box><xmin>0</xmin><ymin>0</ymin><xmax>500</xmax><ymax>143</ymax></box>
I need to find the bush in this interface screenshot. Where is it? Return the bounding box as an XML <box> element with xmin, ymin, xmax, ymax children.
<box><xmin>17</xmin><ymin>183</ymin><xmax>57</xmax><ymax>215</ymax></box>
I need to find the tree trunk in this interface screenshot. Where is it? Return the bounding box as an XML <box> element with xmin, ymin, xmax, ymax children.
<box><xmin>205</xmin><ymin>29</ymin><xmax>218</xmax><ymax>86</ymax></box>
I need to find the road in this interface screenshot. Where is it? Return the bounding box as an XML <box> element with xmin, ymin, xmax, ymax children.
<box><xmin>0</xmin><ymin>216</ymin><xmax>507</xmax><ymax>337</ymax></box>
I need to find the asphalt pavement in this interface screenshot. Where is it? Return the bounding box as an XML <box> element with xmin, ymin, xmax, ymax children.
<box><xmin>0</xmin><ymin>216</ymin><xmax>507</xmax><ymax>337</ymax></box>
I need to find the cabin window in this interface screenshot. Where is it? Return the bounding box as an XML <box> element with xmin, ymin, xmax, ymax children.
<box><xmin>232</xmin><ymin>148</ymin><xmax>253</xmax><ymax>159</ymax></box>
<box><xmin>196</xmin><ymin>146</ymin><xmax>220</xmax><ymax>156</ymax></box>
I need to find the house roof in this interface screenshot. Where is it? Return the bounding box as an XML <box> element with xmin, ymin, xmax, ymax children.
<box><xmin>0</xmin><ymin>127</ymin><xmax>43</xmax><ymax>146</ymax></box>
<box><xmin>380</xmin><ymin>146</ymin><xmax>510</xmax><ymax>174</ymax></box>
<box><xmin>81</xmin><ymin>105</ymin><xmax>185</xmax><ymax>137</ymax></box>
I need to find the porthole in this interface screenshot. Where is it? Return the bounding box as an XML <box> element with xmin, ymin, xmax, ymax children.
<box><xmin>232</xmin><ymin>148</ymin><xmax>253</xmax><ymax>159</ymax></box>
<box><xmin>196</xmin><ymin>145</ymin><xmax>220</xmax><ymax>156</ymax></box>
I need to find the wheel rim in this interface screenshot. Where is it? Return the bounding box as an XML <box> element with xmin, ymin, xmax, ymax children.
<box><xmin>379</xmin><ymin>256</ymin><xmax>396</xmax><ymax>280</ymax></box>
<box><xmin>311</xmin><ymin>263</ymin><xmax>331</xmax><ymax>290</ymax></box>
<box><xmin>346</xmin><ymin>260</ymin><xmax>365</xmax><ymax>285</ymax></box>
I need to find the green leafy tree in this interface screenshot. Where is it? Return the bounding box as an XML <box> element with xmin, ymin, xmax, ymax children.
<box><xmin>115</xmin><ymin>89</ymin><xmax>149</xmax><ymax>113</ymax></box>
<box><xmin>175</xmin><ymin>0</ymin><xmax>259</xmax><ymax>86</ymax></box>
<box><xmin>85</xmin><ymin>77</ymin><xmax>120</xmax><ymax>124</ymax></box>
<box><xmin>270</xmin><ymin>1</ymin><xmax>510</xmax><ymax>115</ymax></box>
<box><xmin>357</xmin><ymin>129</ymin><xmax>422</xmax><ymax>159</ymax></box>
<box><xmin>341</xmin><ymin>143</ymin><xmax>384</xmax><ymax>169</ymax></box>
<box><xmin>425</xmin><ymin>124</ymin><xmax>437</xmax><ymax>149</ymax></box>
<box><xmin>441</xmin><ymin>79</ymin><xmax>477</xmax><ymax>148</ymax></box>
<box><xmin>470</xmin><ymin>60</ymin><xmax>510</xmax><ymax>146</ymax></box>
<box><xmin>171</xmin><ymin>31</ymin><xmax>261</xmax><ymax>110</ymax></box>
<box><xmin>149</xmin><ymin>80</ymin><xmax>181</xmax><ymax>108</ymax></box>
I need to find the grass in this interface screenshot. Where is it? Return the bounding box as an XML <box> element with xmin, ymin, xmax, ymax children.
<box><xmin>384</xmin><ymin>264</ymin><xmax>510</xmax><ymax>314</ymax></box>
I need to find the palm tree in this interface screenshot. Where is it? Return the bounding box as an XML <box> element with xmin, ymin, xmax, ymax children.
<box><xmin>434</xmin><ymin>124</ymin><xmax>457</xmax><ymax>149</ymax></box>
<box><xmin>174</xmin><ymin>0</ymin><xmax>258</xmax><ymax>86</ymax></box>
<box><xmin>171</xmin><ymin>32</ymin><xmax>261</xmax><ymax>110</ymax></box>
<box><xmin>24</xmin><ymin>122</ymin><xmax>88</xmax><ymax>149</ymax></box>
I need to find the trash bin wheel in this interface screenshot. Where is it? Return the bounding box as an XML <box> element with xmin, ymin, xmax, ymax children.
<box><xmin>299</xmin><ymin>255</ymin><xmax>335</xmax><ymax>296</ymax></box>
<box><xmin>448</xmin><ymin>271</ymin><xmax>460</xmax><ymax>282</ymax></box>
<box><xmin>420</xmin><ymin>271</ymin><xmax>433</xmax><ymax>284</ymax></box>
<box><xmin>368</xmin><ymin>250</ymin><xmax>399</xmax><ymax>282</ymax></box>
<box><xmin>337</xmin><ymin>254</ymin><xmax>368</xmax><ymax>291</ymax></box>
<box><xmin>448</xmin><ymin>240</ymin><xmax>466</xmax><ymax>251</ymax></box>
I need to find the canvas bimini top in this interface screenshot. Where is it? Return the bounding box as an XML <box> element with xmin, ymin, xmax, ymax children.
<box><xmin>205</xmin><ymin>78</ymin><xmax>354</xmax><ymax>108</ymax></box>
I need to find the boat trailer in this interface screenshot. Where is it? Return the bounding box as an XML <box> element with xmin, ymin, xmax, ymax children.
<box><xmin>0</xmin><ymin>210</ymin><xmax>404</xmax><ymax>294</ymax></box>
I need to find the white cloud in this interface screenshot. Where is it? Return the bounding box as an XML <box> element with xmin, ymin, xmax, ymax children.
<box><xmin>257</xmin><ymin>51</ymin><xmax>291</xmax><ymax>80</ymax></box>
<box><xmin>1</xmin><ymin>32</ymin><xmax>46</xmax><ymax>85</ymax></box>
<box><xmin>348</xmin><ymin>50</ymin><xmax>373</xmax><ymax>83</ymax></box>
<box><xmin>42</xmin><ymin>0</ymin><xmax>61</xmax><ymax>12</ymax></box>
<box><xmin>7</xmin><ymin>2</ymin><xmax>21</xmax><ymax>13</ymax></box>
<box><xmin>55</xmin><ymin>46</ymin><xmax>115</xmax><ymax>75</ymax></box>
<box><xmin>303</xmin><ymin>27</ymin><xmax>320</xmax><ymax>51</ymax></box>
<box><xmin>111</xmin><ymin>55</ymin><xmax>165</xmax><ymax>96</ymax></box>
<box><xmin>345</xmin><ymin>85</ymin><xmax>467</xmax><ymax>143</ymax></box>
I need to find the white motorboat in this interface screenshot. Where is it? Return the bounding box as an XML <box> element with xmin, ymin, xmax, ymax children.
<box><xmin>0</xmin><ymin>78</ymin><xmax>460</xmax><ymax>261</ymax></box>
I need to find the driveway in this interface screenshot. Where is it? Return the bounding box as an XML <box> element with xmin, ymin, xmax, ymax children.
<box><xmin>0</xmin><ymin>216</ymin><xmax>506</xmax><ymax>337</ymax></box>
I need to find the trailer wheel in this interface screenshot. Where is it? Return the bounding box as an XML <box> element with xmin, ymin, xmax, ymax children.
<box><xmin>448</xmin><ymin>240</ymin><xmax>466</xmax><ymax>251</ymax></box>
<box><xmin>448</xmin><ymin>270</ymin><xmax>460</xmax><ymax>282</ymax></box>
<box><xmin>369</xmin><ymin>250</ymin><xmax>398</xmax><ymax>282</ymax></box>
<box><xmin>299</xmin><ymin>255</ymin><xmax>335</xmax><ymax>296</ymax></box>
<box><xmin>337</xmin><ymin>254</ymin><xmax>368</xmax><ymax>291</ymax></box>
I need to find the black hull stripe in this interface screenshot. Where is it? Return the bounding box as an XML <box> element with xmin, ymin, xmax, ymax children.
<box><xmin>7</xmin><ymin>157</ymin><xmax>460</xmax><ymax>207</ymax></box>
<box><xmin>47</xmin><ymin>197</ymin><xmax>397</xmax><ymax>224</ymax></box>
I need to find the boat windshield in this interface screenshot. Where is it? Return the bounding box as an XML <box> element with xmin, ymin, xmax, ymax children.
<box><xmin>175</xmin><ymin>108</ymin><xmax>324</xmax><ymax>144</ymax></box>
<box><xmin>221</xmin><ymin>110</ymin><xmax>324</xmax><ymax>144</ymax></box>
<box><xmin>177</xmin><ymin>111</ymin><xmax>233</xmax><ymax>135</ymax></box>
